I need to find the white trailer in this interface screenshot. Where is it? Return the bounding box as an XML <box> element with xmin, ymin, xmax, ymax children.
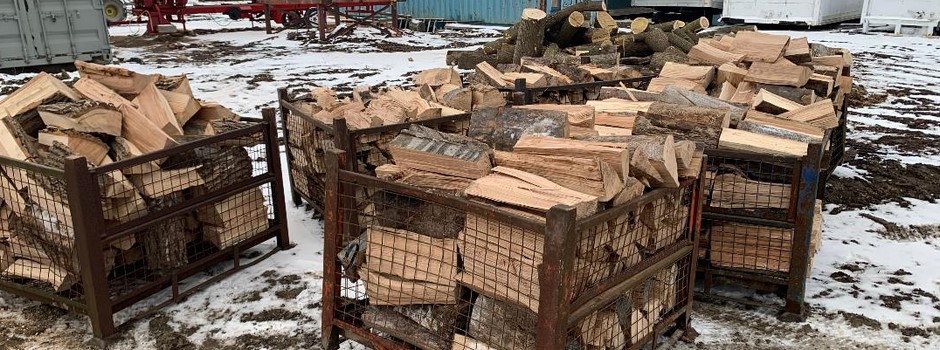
<box><xmin>632</xmin><ymin>0</ymin><xmax>724</xmax><ymax>10</ymax></box>
<box><xmin>862</xmin><ymin>0</ymin><xmax>940</xmax><ymax>35</ymax></box>
<box><xmin>721</xmin><ymin>0</ymin><xmax>865</xmax><ymax>26</ymax></box>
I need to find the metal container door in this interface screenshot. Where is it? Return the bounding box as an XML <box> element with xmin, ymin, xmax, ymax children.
<box><xmin>0</xmin><ymin>0</ymin><xmax>39</xmax><ymax>68</ymax></box>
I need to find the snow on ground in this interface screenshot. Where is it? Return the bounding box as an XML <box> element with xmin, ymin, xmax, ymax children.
<box><xmin>1</xmin><ymin>18</ymin><xmax>939</xmax><ymax>349</ymax></box>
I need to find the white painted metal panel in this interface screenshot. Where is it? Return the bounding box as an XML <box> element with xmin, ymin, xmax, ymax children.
<box><xmin>862</xmin><ymin>0</ymin><xmax>940</xmax><ymax>34</ymax></box>
<box><xmin>863</xmin><ymin>0</ymin><xmax>940</xmax><ymax>20</ymax></box>
<box><xmin>632</xmin><ymin>0</ymin><xmax>723</xmax><ymax>9</ymax></box>
<box><xmin>722</xmin><ymin>0</ymin><xmax>864</xmax><ymax>26</ymax></box>
<box><xmin>0</xmin><ymin>0</ymin><xmax>111</xmax><ymax>69</ymax></box>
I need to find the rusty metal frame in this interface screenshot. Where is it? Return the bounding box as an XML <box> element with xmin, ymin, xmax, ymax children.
<box><xmin>321</xmin><ymin>149</ymin><xmax>703</xmax><ymax>350</ymax></box>
<box><xmin>0</xmin><ymin>110</ymin><xmax>291</xmax><ymax>339</ymax></box>
<box><xmin>698</xmin><ymin>143</ymin><xmax>825</xmax><ymax>320</ymax></box>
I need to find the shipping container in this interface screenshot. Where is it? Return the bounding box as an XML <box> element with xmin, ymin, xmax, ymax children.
<box><xmin>862</xmin><ymin>0</ymin><xmax>940</xmax><ymax>34</ymax></box>
<box><xmin>0</xmin><ymin>0</ymin><xmax>111</xmax><ymax>69</ymax></box>
<box><xmin>396</xmin><ymin>0</ymin><xmax>581</xmax><ymax>25</ymax></box>
<box><xmin>721</xmin><ymin>0</ymin><xmax>865</xmax><ymax>26</ymax></box>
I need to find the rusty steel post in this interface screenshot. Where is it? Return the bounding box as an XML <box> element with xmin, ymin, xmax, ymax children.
<box><xmin>390</xmin><ymin>1</ymin><xmax>399</xmax><ymax>29</ymax></box>
<box><xmin>317</xmin><ymin>4</ymin><xmax>327</xmax><ymax>41</ymax></box>
<box><xmin>331</xmin><ymin>118</ymin><xmax>357</xmax><ymax>172</ymax></box>
<box><xmin>322</xmin><ymin>149</ymin><xmax>346</xmax><ymax>350</ymax></box>
<box><xmin>536</xmin><ymin>205</ymin><xmax>578</xmax><ymax>349</ymax></box>
<box><xmin>277</xmin><ymin>88</ymin><xmax>303</xmax><ymax>206</ymax></box>
<box><xmin>264</xmin><ymin>4</ymin><xmax>272</xmax><ymax>34</ymax></box>
<box><xmin>783</xmin><ymin>143</ymin><xmax>823</xmax><ymax>320</ymax></box>
<box><xmin>262</xmin><ymin>108</ymin><xmax>293</xmax><ymax>251</ymax></box>
<box><xmin>65</xmin><ymin>156</ymin><xmax>115</xmax><ymax>338</ymax></box>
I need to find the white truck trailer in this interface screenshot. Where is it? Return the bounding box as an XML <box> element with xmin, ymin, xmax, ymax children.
<box><xmin>862</xmin><ymin>0</ymin><xmax>940</xmax><ymax>35</ymax></box>
<box><xmin>721</xmin><ymin>0</ymin><xmax>865</xmax><ymax>26</ymax></box>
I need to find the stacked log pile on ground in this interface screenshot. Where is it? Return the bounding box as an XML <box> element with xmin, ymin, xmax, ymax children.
<box><xmin>0</xmin><ymin>62</ymin><xmax>266</xmax><ymax>292</ymax></box>
<box><xmin>345</xmin><ymin>112</ymin><xmax>702</xmax><ymax>348</ymax></box>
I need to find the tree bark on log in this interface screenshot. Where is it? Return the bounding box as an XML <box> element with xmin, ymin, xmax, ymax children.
<box><xmin>446</xmin><ymin>49</ymin><xmax>496</xmax><ymax>70</ymax></box>
<box><xmin>614</xmin><ymin>34</ymin><xmax>653</xmax><ymax>57</ymax></box>
<box><xmin>552</xmin><ymin>11</ymin><xmax>585</xmax><ymax>48</ymax></box>
<box><xmin>698</xmin><ymin>25</ymin><xmax>757</xmax><ymax>38</ymax></box>
<box><xmin>513</xmin><ymin>9</ymin><xmax>548</xmax><ymax>64</ymax></box>
<box><xmin>649</xmin><ymin>20</ymin><xmax>683</xmax><ymax>33</ymax></box>
<box><xmin>635</xmin><ymin>102</ymin><xmax>731</xmax><ymax>148</ymax></box>
<box><xmin>640</xmin><ymin>28</ymin><xmax>671</xmax><ymax>52</ymax></box>
<box><xmin>504</xmin><ymin>0</ymin><xmax>606</xmax><ymax>43</ymax></box>
<box><xmin>650</xmin><ymin>46</ymin><xmax>689</xmax><ymax>70</ymax></box>
<box><xmin>682</xmin><ymin>17</ymin><xmax>710</xmax><ymax>32</ymax></box>
<box><xmin>667</xmin><ymin>32</ymin><xmax>694</xmax><ymax>53</ymax></box>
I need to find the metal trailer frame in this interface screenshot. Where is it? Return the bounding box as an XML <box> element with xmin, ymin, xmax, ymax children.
<box><xmin>0</xmin><ymin>112</ymin><xmax>290</xmax><ymax>338</ymax></box>
<box><xmin>0</xmin><ymin>0</ymin><xmax>111</xmax><ymax>69</ymax></box>
<box><xmin>320</xmin><ymin>148</ymin><xmax>706</xmax><ymax>350</ymax></box>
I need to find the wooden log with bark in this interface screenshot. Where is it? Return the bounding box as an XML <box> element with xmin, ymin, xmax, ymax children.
<box><xmin>37</xmin><ymin>101</ymin><xmax>122</xmax><ymax>136</ymax></box>
<box><xmin>634</xmin><ymin>102</ymin><xmax>731</xmax><ymax>148</ymax></box>
<box><xmin>513</xmin><ymin>8</ymin><xmax>548</xmax><ymax>64</ymax></box>
<box><xmin>0</xmin><ymin>73</ymin><xmax>81</xmax><ymax>119</ymax></box>
<box><xmin>718</xmin><ymin>128</ymin><xmax>809</xmax><ymax>156</ymax></box>
<box><xmin>388</xmin><ymin>125</ymin><xmax>493</xmax><ymax>179</ymax></box>
<box><xmin>738</xmin><ymin>110</ymin><xmax>825</xmax><ymax>143</ymax></box>
<box><xmin>469</xmin><ymin>107</ymin><xmax>569</xmax><ymax>151</ymax></box>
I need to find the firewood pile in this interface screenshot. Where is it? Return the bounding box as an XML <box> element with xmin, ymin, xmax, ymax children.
<box><xmin>0</xmin><ymin>62</ymin><xmax>268</xmax><ymax>292</ymax></box>
<box><xmin>588</xmin><ymin>29</ymin><xmax>849</xmax><ymax>274</ymax></box>
<box><xmin>334</xmin><ymin>101</ymin><xmax>701</xmax><ymax>348</ymax></box>
<box><xmin>284</xmin><ymin>67</ymin><xmax>498</xmax><ymax>208</ymax></box>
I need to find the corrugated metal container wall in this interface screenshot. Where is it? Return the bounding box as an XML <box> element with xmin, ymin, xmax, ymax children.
<box><xmin>397</xmin><ymin>0</ymin><xmax>581</xmax><ymax>25</ymax></box>
<box><xmin>0</xmin><ymin>0</ymin><xmax>111</xmax><ymax>69</ymax></box>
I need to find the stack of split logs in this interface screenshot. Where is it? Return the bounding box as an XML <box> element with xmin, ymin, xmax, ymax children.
<box><xmin>341</xmin><ymin>94</ymin><xmax>702</xmax><ymax>348</ymax></box>
<box><xmin>586</xmin><ymin>29</ymin><xmax>849</xmax><ymax>274</ymax></box>
<box><xmin>0</xmin><ymin>62</ymin><xmax>266</xmax><ymax>292</ymax></box>
<box><xmin>287</xmin><ymin>67</ymin><xmax>498</xmax><ymax>193</ymax></box>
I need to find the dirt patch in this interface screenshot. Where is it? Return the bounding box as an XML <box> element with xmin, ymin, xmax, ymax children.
<box><xmin>825</xmin><ymin>139</ymin><xmax>940</xmax><ymax>211</ymax></box>
<box><xmin>148</xmin><ymin>313</ymin><xmax>198</xmax><ymax>350</ymax></box>
<box><xmin>838</xmin><ymin>311</ymin><xmax>882</xmax><ymax>330</ymax></box>
<box><xmin>239</xmin><ymin>308</ymin><xmax>305</xmax><ymax>323</ymax></box>
<box><xmin>830</xmin><ymin>271</ymin><xmax>858</xmax><ymax>283</ymax></box>
<box><xmin>846</xmin><ymin>84</ymin><xmax>888</xmax><ymax>107</ymax></box>
<box><xmin>859</xmin><ymin>213</ymin><xmax>940</xmax><ymax>240</ymax></box>
<box><xmin>275</xmin><ymin>286</ymin><xmax>306</xmax><ymax>300</ymax></box>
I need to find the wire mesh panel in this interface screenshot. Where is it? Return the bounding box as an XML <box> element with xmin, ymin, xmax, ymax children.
<box><xmin>0</xmin><ymin>160</ymin><xmax>81</xmax><ymax>300</ymax></box>
<box><xmin>567</xmin><ymin>254</ymin><xmax>694</xmax><ymax>350</ymax></box>
<box><xmin>702</xmin><ymin>151</ymin><xmax>799</xmax><ymax>222</ymax></box>
<box><xmin>324</xmin><ymin>164</ymin><xmax>700</xmax><ymax>350</ymax></box>
<box><xmin>698</xmin><ymin>146</ymin><xmax>824</xmax><ymax>317</ymax></box>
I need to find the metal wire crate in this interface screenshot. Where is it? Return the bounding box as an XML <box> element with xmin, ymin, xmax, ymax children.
<box><xmin>321</xmin><ymin>149</ymin><xmax>705</xmax><ymax>350</ymax></box>
<box><xmin>0</xmin><ymin>109</ymin><xmax>290</xmax><ymax>338</ymax></box>
<box><xmin>698</xmin><ymin>144</ymin><xmax>825</xmax><ymax>319</ymax></box>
